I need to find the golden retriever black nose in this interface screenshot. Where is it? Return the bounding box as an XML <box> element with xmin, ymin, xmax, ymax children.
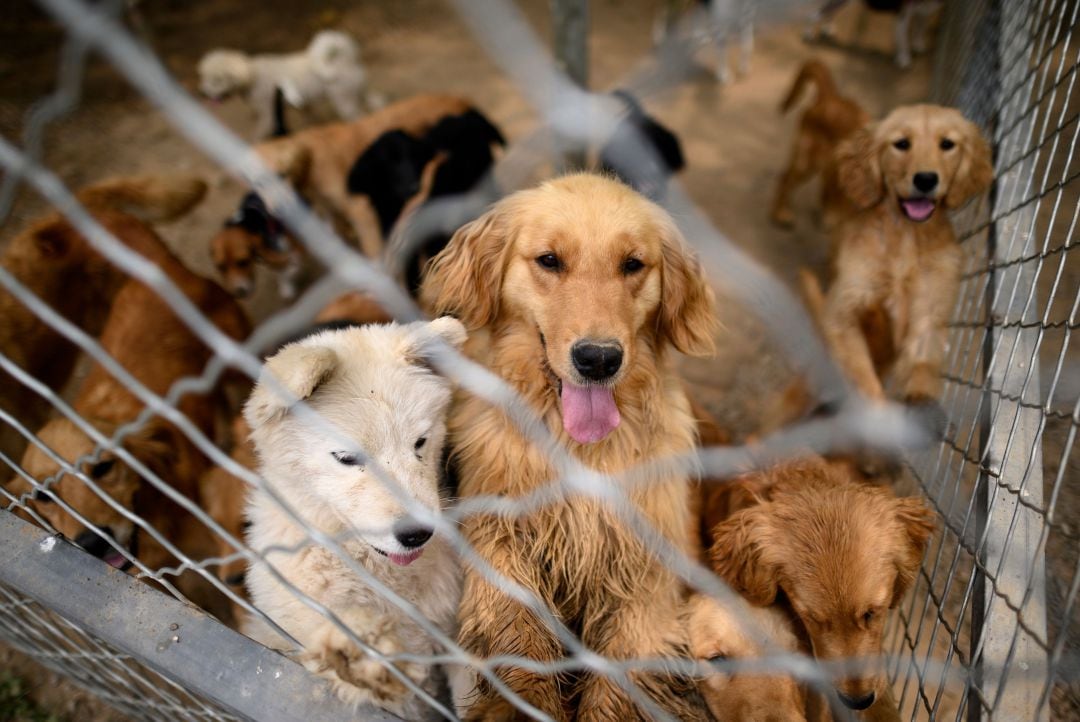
<box><xmin>394</xmin><ymin>523</ymin><xmax>434</xmax><ymax>549</ymax></box>
<box><xmin>74</xmin><ymin>528</ymin><xmax>113</xmax><ymax>558</ymax></box>
<box><xmin>837</xmin><ymin>690</ymin><xmax>875</xmax><ymax>711</ymax></box>
<box><xmin>571</xmin><ymin>341</ymin><xmax>623</xmax><ymax>381</ymax></box>
<box><xmin>913</xmin><ymin>171</ymin><xmax>938</xmax><ymax>193</ymax></box>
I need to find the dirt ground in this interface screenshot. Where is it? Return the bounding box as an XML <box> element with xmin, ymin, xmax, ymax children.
<box><xmin>1</xmin><ymin>0</ymin><xmax>1073</xmax><ymax>720</ymax></box>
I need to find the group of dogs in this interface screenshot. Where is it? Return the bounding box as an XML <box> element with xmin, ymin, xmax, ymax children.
<box><xmin>0</xmin><ymin>15</ymin><xmax>993</xmax><ymax>722</ymax></box>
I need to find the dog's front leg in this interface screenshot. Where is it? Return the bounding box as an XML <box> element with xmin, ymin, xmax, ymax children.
<box><xmin>821</xmin><ymin>271</ymin><xmax>888</xmax><ymax>401</ymax></box>
<box><xmin>457</xmin><ymin>570</ymin><xmax>567</xmax><ymax>721</ymax></box>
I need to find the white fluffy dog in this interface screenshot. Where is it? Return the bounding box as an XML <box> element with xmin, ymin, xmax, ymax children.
<box><xmin>198</xmin><ymin>30</ymin><xmax>373</xmax><ymax>138</ymax></box>
<box><xmin>241</xmin><ymin>319</ymin><xmax>465</xmax><ymax>718</ymax></box>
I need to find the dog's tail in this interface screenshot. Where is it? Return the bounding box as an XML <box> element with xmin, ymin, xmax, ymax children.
<box><xmin>308</xmin><ymin>29</ymin><xmax>360</xmax><ymax>79</ymax></box>
<box><xmin>780</xmin><ymin>59</ymin><xmax>839</xmax><ymax>114</ymax></box>
<box><xmin>76</xmin><ymin>175</ymin><xmax>208</xmax><ymax>222</ymax></box>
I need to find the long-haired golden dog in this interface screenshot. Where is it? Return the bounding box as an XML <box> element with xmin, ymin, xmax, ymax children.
<box><xmin>814</xmin><ymin>104</ymin><xmax>992</xmax><ymax>411</ymax></box>
<box><xmin>709</xmin><ymin>455</ymin><xmax>935</xmax><ymax>715</ymax></box>
<box><xmin>421</xmin><ymin>173</ymin><xmax>717</xmax><ymax>720</ymax></box>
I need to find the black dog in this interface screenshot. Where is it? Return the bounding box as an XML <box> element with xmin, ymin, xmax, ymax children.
<box><xmin>598</xmin><ymin>89</ymin><xmax>685</xmax><ymax>201</ymax></box>
<box><xmin>346</xmin><ymin>108</ymin><xmax>505</xmax><ymax>293</ymax></box>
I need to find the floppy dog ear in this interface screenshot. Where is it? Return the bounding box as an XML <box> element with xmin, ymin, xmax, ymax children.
<box><xmin>835</xmin><ymin>124</ymin><xmax>883</xmax><ymax>209</ymax></box>
<box><xmin>657</xmin><ymin>217</ymin><xmax>717</xmax><ymax>356</ymax></box>
<box><xmin>419</xmin><ymin>205</ymin><xmax>511</xmax><ymax>329</ymax></box>
<box><xmin>945</xmin><ymin>121</ymin><xmax>994</xmax><ymax>209</ymax></box>
<box><xmin>709</xmin><ymin>509</ymin><xmax>779</xmax><ymax>606</ymax></box>
<box><xmin>244</xmin><ymin>344</ymin><xmax>337</xmax><ymax>429</ymax></box>
<box><xmin>890</xmin><ymin>496</ymin><xmax>936</xmax><ymax>607</ymax></box>
<box><xmin>399</xmin><ymin>316</ymin><xmax>468</xmax><ymax>367</ymax></box>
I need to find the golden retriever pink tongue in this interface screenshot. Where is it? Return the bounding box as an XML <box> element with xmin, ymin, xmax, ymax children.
<box><xmin>902</xmin><ymin>198</ymin><xmax>935</xmax><ymax>221</ymax></box>
<box><xmin>561</xmin><ymin>382</ymin><xmax>620</xmax><ymax>444</ymax></box>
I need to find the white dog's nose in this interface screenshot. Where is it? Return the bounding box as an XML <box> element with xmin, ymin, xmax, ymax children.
<box><xmin>393</xmin><ymin>522</ymin><xmax>433</xmax><ymax>549</ymax></box>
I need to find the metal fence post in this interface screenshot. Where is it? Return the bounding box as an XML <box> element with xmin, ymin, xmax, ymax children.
<box><xmin>970</xmin><ymin>0</ymin><xmax>1051</xmax><ymax>718</ymax></box>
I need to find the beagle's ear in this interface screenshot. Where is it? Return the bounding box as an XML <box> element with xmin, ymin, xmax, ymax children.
<box><xmin>890</xmin><ymin>495</ymin><xmax>936</xmax><ymax>607</ymax></box>
<box><xmin>419</xmin><ymin>203</ymin><xmax>512</xmax><ymax>329</ymax></box>
<box><xmin>399</xmin><ymin>316</ymin><xmax>468</xmax><ymax>368</ymax></box>
<box><xmin>835</xmin><ymin>124</ymin><xmax>883</xmax><ymax>209</ymax></box>
<box><xmin>709</xmin><ymin>508</ymin><xmax>779</xmax><ymax>606</ymax></box>
<box><xmin>657</xmin><ymin>216</ymin><xmax>717</xmax><ymax>356</ymax></box>
<box><xmin>945</xmin><ymin>120</ymin><xmax>993</xmax><ymax>209</ymax></box>
<box><xmin>244</xmin><ymin>343</ymin><xmax>337</xmax><ymax>429</ymax></box>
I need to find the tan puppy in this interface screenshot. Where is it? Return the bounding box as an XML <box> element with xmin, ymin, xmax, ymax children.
<box><xmin>0</xmin><ymin>176</ymin><xmax>206</xmax><ymax>462</ymax></box>
<box><xmin>771</xmin><ymin>60</ymin><xmax>869</xmax><ymax>229</ymax></box>
<box><xmin>16</xmin><ymin>250</ymin><xmax>249</xmax><ymax>573</ymax></box>
<box><xmin>688</xmin><ymin>593</ymin><xmax>808</xmax><ymax>722</ymax></box>
<box><xmin>818</xmin><ymin>104</ymin><xmax>992</xmax><ymax>408</ymax></box>
<box><xmin>421</xmin><ymin>173</ymin><xmax>717</xmax><ymax>720</ymax></box>
<box><xmin>710</xmin><ymin>455</ymin><xmax>934</xmax><ymax>714</ymax></box>
<box><xmin>209</xmin><ymin>94</ymin><xmax>473</xmax><ymax>299</ymax></box>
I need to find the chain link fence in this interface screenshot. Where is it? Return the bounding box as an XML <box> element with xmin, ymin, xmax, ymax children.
<box><xmin>0</xmin><ymin>0</ymin><xmax>1075</xmax><ymax>720</ymax></box>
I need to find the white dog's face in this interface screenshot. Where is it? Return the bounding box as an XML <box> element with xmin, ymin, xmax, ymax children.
<box><xmin>245</xmin><ymin>318</ymin><xmax>467</xmax><ymax>565</ymax></box>
<box><xmin>197</xmin><ymin>50</ymin><xmax>252</xmax><ymax>100</ymax></box>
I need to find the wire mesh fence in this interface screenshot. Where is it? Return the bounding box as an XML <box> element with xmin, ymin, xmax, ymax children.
<box><xmin>0</xmin><ymin>0</ymin><xmax>1075</xmax><ymax>721</ymax></box>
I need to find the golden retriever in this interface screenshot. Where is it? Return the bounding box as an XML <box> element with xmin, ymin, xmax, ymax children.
<box><xmin>15</xmin><ymin>246</ymin><xmax>249</xmax><ymax>574</ymax></box>
<box><xmin>709</xmin><ymin>455</ymin><xmax>935</xmax><ymax>713</ymax></box>
<box><xmin>421</xmin><ymin>173</ymin><xmax>717</xmax><ymax>720</ymax></box>
<box><xmin>0</xmin><ymin>175</ymin><xmax>206</xmax><ymax>462</ymax></box>
<box><xmin>688</xmin><ymin>593</ymin><xmax>808</xmax><ymax>722</ymax></box>
<box><xmin>771</xmin><ymin>60</ymin><xmax>869</xmax><ymax>229</ymax></box>
<box><xmin>209</xmin><ymin>94</ymin><xmax>475</xmax><ymax>299</ymax></box>
<box><xmin>816</xmin><ymin>104</ymin><xmax>992</xmax><ymax>409</ymax></box>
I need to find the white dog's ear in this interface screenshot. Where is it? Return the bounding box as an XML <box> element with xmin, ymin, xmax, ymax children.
<box><xmin>400</xmin><ymin>316</ymin><xmax>467</xmax><ymax>368</ymax></box>
<box><xmin>244</xmin><ymin>344</ymin><xmax>338</xmax><ymax>429</ymax></box>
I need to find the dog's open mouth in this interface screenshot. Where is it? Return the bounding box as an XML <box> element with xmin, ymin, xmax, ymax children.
<box><xmin>103</xmin><ymin>550</ymin><xmax>133</xmax><ymax>571</ymax></box>
<box><xmin>559</xmin><ymin>380</ymin><xmax>621</xmax><ymax>445</ymax></box>
<box><xmin>373</xmin><ymin>547</ymin><xmax>425</xmax><ymax>567</ymax></box>
<box><xmin>899</xmin><ymin>197</ymin><xmax>936</xmax><ymax>222</ymax></box>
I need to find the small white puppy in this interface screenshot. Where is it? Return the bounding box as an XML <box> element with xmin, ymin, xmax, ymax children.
<box><xmin>242</xmin><ymin>319</ymin><xmax>465</xmax><ymax>718</ymax></box>
<box><xmin>198</xmin><ymin>30</ymin><xmax>373</xmax><ymax>138</ymax></box>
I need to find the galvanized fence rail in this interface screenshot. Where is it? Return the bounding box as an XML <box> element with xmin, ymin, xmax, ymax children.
<box><xmin>0</xmin><ymin>0</ymin><xmax>1075</xmax><ymax>720</ymax></box>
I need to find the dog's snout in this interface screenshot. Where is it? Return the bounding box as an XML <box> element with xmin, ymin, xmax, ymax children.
<box><xmin>571</xmin><ymin>341</ymin><xmax>623</xmax><ymax>381</ymax></box>
<box><xmin>913</xmin><ymin>172</ymin><xmax>939</xmax><ymax>193</ymax></box>
<box><xmin>393</xmin><ymin>523</ymin><xmax>434</xmax><ymax>549</ymax></box>
<box><xmin>837</xmin><ymin>690</ymin><xmax>876</xmax><ymax>711</ymax></box>
<box><xmin>74</xmin><ymin>528</ymin><xmax>114</xmax><ymax>559</ymax></box>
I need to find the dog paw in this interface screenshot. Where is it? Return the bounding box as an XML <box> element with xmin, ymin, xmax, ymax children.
<box><xmin>301</xmin><ymin>621</ymin><xmax>427</xmax><ymax>714</ymax></box>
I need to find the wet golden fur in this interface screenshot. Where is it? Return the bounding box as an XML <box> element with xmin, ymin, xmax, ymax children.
<box><xmin>772</xmin><ymin>60</ymin><xmax>869</xmax><ymax>229</ymax></box>
<box><xmin>818</xmin><ymin>104</ymin><xmax>993</xmax><ymax>403</ymax></box>
<box><xmin>421</xmin><ymin>173</ymin><xmax>717</xmax><ymax>720</ymax></box>
<box><xmin>709</xmin><ymin>456</ymin><xmax>935</xmax><ymax>710</ymax></box>
<box><xmin>0</xmin><ymin>175</ymin><xmax>206</xmax><ymax>463</ymax></box>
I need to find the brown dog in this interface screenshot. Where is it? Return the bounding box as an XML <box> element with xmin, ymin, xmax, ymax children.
<box><xmin>772</xmin><ymin>60</ymin><xmax>869</xmax><ymax>229</ymax></box>
<box><xmin>15</xmin><ymin>241</ymin><xmax>249</xmax><ymax>574</ymax></box>
<box><xmin>0</xmin><ymin>176</ymin><xmax>206</xmax><ymax>463</ymax></box>
<box><xmin>688</xmin><ymin>593</ymin><xmax>809</xmax><ymax>722</ymax></box>
<box><xmin>422</xmin><ymin>173</ymin><xmax>717</xmax><ymax>720</ymax></box>
<box><xmin>817</xmin><ymin>104</ymin><xmax>992</xmax><ymax>406</ymax></box>
<box><xmin>209</xmin><ymin>94</ymin><xmax>475</xmax><ymax>299</ymax></box>
<box><xmin>710</xmin><ymin>455</ymin><xmax>934</xmax><ymax>714</ymax></box>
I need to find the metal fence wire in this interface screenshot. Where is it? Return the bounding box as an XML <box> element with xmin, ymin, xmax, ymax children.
<box><xmin>0</xmin><ymin>0</ymin><xmax>1076</xmax><ymax>721</ymax></box>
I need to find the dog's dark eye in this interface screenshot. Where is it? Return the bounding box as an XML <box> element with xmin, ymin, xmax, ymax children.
<box><xmin>414</xmin><ymin>437</ymin><xmax>427</xmax><ymax>451</ymax></box>
<box><xmin>622</xmin><ymin>258</ymin><xmax>645</xmax><ymax>275</ymax></box>
<box><xmin>236</xmin><ymin>258</ymin><xmax>251</xmax><ymax>268</ymax></box>
<box><xmin>940</xmin><ymin>138</ymin><xmax>956</xmax><ymax>150</ymax></box>
<box><xmin>88</xmin><ymin>459</ymin><xmax>115</xmax><ymax>479</ymax></box>
<box><xmin>225</xmin><ymin>571</ymin><xmax>246</xmax><ymax>587</ymax></box>
<box><xmin>707</xmin><ymin>653</ymin><xmax>727</xmax><ymax>664</ymax></box>
<box><xmin>893</xmin><ymin>138</ymin><xmax>911</xmax><ymax>151</ymax></box>
<box><xmin>863</xmin><ymin>610</ymin><xmax>875</xmax><ymax>624</ymax></box>
<box><xmin>32</xmin><ymin>489</ymin><xmax>53</xmax><ymax>504</ymax></box>
<box><xmin>331</xmin><ymin>451</ymin><xmax>365</xmax><ymax>467</ymax></box>
<box><xmin>241</xmin><ymin>520</ymin><xmax>252</xmax><ymax>533</ymax></box>
<box><xmin>535</xmin><ymin>253</ymin><xmax>561</xmax><ymax>271</ymax></box>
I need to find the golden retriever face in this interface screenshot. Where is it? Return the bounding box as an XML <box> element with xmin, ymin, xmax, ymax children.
<box><xmin>211</xmin><ymin>226</ymin><xmax>261</xmax><ymax>297</ymax></box>
<box><xmin>836</xmin><ymin>104</ymin><xmax>993</xmax><ymax>222</ymax></box>
<box><xmin>688</xmin><ymin>594</ymin><xmax>807</xmax><ymax>722</ymax></box>
<box><xmin>421</xmin><ymin>173</ymin><xmax>715</xmax><ymax>444</ymax></box>
<box><xmin>711</xmin><ymin>474</ymin><xmax>935</xmax><ymax>711</ymax></box>
<box><xmin>17</xmin><ymin>417</ymin><xmax>173</xmax><ymax>567</ymax></box>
